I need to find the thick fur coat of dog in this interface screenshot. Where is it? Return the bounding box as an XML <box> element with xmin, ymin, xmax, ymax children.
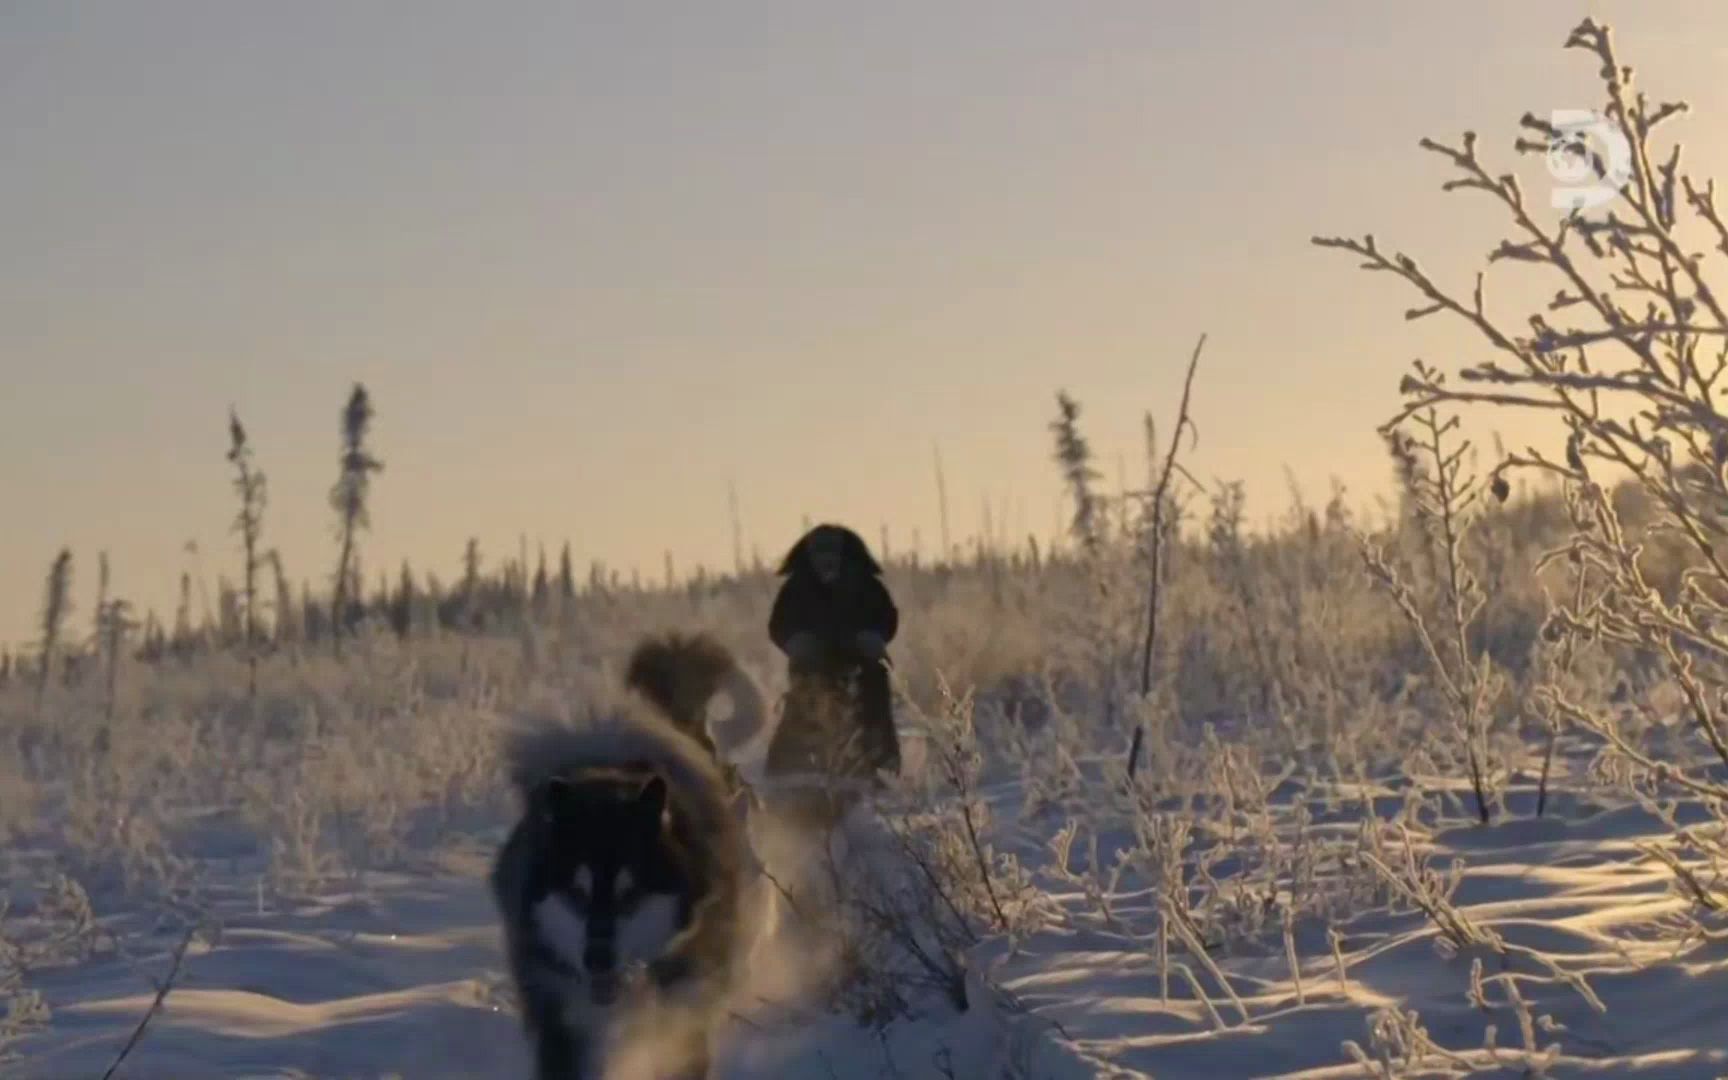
<box><xmin>490</xmin><ymin>635</ymin><xmax>756</xmax><ymax>1080</ymax></box>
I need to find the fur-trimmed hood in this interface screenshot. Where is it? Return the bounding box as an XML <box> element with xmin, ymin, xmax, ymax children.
<box><xmin>777</xmin><ymin>522</ymin><xmax>882</xmax><ymax>576</ymax></box>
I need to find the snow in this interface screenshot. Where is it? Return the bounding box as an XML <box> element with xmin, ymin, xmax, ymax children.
<box><xmin>10</xmin><ymin>745</ymin><xmax>1728</xmax><ymax>1078</ymax></box>
<box><xmin>4</xmin><ymin>618</ymin><xmax>1727</xmax><ymax>1079</ymax></box>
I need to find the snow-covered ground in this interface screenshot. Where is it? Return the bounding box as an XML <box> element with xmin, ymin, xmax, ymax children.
<box><xmin>4</xmin><ymin>562</ymin><xmax>1728</xmax><ymax>1079</ymax></box>
<box><xmin>6</xmin><ymin>730</ymin><xmax>1095</xmax><ymax>1080</ymax></box>
<box><xmin>10</xmin><ymin>731</ymin><xmax>1727</xmax><ymax>1078</ymax></box>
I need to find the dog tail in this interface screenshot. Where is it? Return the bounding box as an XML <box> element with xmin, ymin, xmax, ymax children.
<box><xmin>501</xmin><ymin>711</ymin><xmax>724</xmax><ymax>812</ymax></box>
<box><xmin>623</xmin><ymin>631</ymin><xmax>765</xmax><ymax>754</ymax></box>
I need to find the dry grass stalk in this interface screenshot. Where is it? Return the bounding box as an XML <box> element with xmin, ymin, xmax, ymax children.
<box><xmin>1130</xmin><ymin>333</ymin><xmax>1206</xmax><ymax>780</ymax></box>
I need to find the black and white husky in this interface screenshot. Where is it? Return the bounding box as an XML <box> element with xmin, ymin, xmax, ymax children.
<box><xmin>490</xmin><ymin>636</ymin><xmax>759</xmax><ymax>1080</ymax></box>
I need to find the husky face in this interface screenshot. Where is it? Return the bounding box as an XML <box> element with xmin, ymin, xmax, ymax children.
<box><xmin>529</xmin><ymin>773</ymin><xmax>689</xmax><ymax>1005</ymax></box>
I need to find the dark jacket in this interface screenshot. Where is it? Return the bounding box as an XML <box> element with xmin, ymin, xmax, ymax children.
<box><xmin>768</xmin><ymin>572</ymin><xmax>898</xmax><ymax>657</ymax></box>
<box><xmin>765</xmin><ymin>525</ymin><xmax>902</xmax><ymax>781</ymax></box>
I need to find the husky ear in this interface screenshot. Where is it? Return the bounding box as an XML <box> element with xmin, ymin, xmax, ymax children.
<box><xmin>540</xmin><ymin>776</ymin><xmax>579</xmax><ymax>823</ymax></box>
<box><xmin>636</xmin><ymin>775</ymin><xmax>668</xmax><ymax>822</ymax></box>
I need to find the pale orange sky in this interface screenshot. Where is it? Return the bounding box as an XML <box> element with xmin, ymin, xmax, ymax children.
<box><xmin>3</xmin><ymin>2</ymin><xmax>1725</xmax><ymax>649</ymax></box>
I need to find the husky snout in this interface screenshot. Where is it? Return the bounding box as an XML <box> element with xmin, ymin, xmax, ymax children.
<box><xmin>584</xmin><ymin>933</ymin><xmax>618</xmax><ymax>1002</ymax></box>
<box><xmin>584</xmin><ymin>941</ymin><xmax>615</xmax><ymax>972</ymax></box>
<box><xmin>588</xmin><ymin>969</ymin><xmax>621</xmax><ymax>1005</ymax></box>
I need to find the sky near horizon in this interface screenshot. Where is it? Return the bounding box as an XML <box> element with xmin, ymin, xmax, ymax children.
<box><xmin>3</xmin><ymin>2</ymin><xmax>1727</xmax><ymax>649</ymax></box>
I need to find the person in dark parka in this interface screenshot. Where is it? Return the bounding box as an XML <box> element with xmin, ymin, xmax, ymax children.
<box><xmin>764</xmin><ymin>523</ymin><xmax>901</xmax><ymax>792</ymax></box>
